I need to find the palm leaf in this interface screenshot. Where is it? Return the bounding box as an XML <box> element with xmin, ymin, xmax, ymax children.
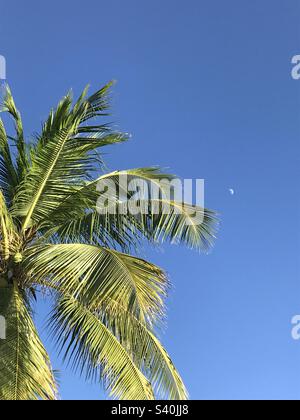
<box><xmin>12</xmin><ymin>87</ymin><xmax>127</xmax><ymax>231</ymax></box>
<box><xmin>69</xmin><ymin>295</ymin><xmax>188</xmax><ymax>400</ymax></box>
<box><xmin>49</xmin><ymin>294</ymin><xmax>154</xmax><ymax>400</ymax></box>
<box><xmin>0</xmin><ymin>118</ymin><xmax>18</xmax><ymax>202</ymax></box>
<box><xmin>24</xmin><ymin>243</ymin><xmax>169</xmax><ymax>325</ymax></box>
<box><xmin>1</xmin><ymin>85</ymin><xmax>29</xmax><ymax>179</ymax></box>
<box><xmin>0</xmin><ymin>190</ymin><xmax>16</xmax><ymax>261</ymax></box>
<box><xmin>0</xmin><ymin>286</ymin><xmax>57</xmax><ymax>400</ymax></box>
<box><xmin>44</xmin><ymin>168</ymin><xmax>217</xmax><ymax>252</ymax></box>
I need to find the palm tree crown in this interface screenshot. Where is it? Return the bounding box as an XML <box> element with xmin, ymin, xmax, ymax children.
<box><xmin>0</xmin><ymin>82</ymin><xmax>217</xmax><ymax>400</ymax></box>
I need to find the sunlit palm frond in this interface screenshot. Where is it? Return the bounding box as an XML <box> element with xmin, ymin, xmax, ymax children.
<box><xmin>49</xmin><ymin>294</ymin><xmax>154</xmax><ymax>400</ymax></box>
<box><xmin>11</xmin><ymin>84</ymin><xmax>127</xmax><ymax>232</ymax></box>
<box><xmin>0</xmin><ymin>190</ymin><xmax>16</xmax><ymax>261</ymax></box>
<box><xmin>25</xmin><ymin>254</ymin><xmax>186</xmax><ymax>400</ymax></box>
<box><xmin>0</xmin><ymin>286</ymin><xmax>57</xmax><ymax>400</ymax></box>
<box><xmin>84</xmin><ymin>297</ymin><xmax>188</xmax><ymax>400</ymax></box>
<box><xmin>1</xmin><ymin>86</ymin><xmax>29</xmax><ymax>180</ymax></box>
<box><xmin>44</xmin><ymin>168</ymin><xmax>218</xmax><ymax>252</ymax></box>
<box><xmin>24</xmin><ymin>243</ymin><xmax>169</xmax><ymax>325</ymax></box>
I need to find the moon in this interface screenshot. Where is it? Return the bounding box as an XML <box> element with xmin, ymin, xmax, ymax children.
<box><xmin>229</xmin><ymin>188</ymin><xmax>235</xmax><ymax>196</ymax></box>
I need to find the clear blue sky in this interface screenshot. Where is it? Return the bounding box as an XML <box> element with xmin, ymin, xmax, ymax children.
<box><xmin>1</xmin><ymin>0</ymin><xmax>300</xmax><ymax>400</ymax></box>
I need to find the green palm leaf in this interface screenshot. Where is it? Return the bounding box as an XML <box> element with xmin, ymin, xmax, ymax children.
<box><xmin>25</xmin><ymin>243</ymin><xmax>168</xmax><ymax>324</ymax></box>
<box><xmin>0</xmin><ymin>190</ymin><xmax>16</xmax><ymax>262</ymax></box>
<box><xmin>0</xmin><ymin>118</ymin><xmax>18</xmax><ymax>202</ymax></box>
<box><xmin>81</xmin><ymin>297</ymin><xmax>188</xmax><ymax>400</ymax></box>
<box><xmin>43</xmin><ymin>168</ymin><xmax>217</xmax><ymax>252</ymax></box>
<box><xmin>0</xmin><ymin>286</ymin><xmax>57</xmax><ymax>400</ymax></box>
<box><xmin>11</xmin><ymin>84</ymin><xmax>127</xmax><ymax>231</ymax></box>
<box><xmin>50</xmin><ymin>294</ymin><xmax>154</xmax><ymax>400</ymax></box>
<box><xmin>1</xmin><ymin>85</ymin><xmax>29</xmax><ymax>180</ymax></box>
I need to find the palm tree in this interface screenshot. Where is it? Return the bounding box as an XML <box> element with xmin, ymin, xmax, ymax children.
<box><xmin>0</xmin><ymin>82</ymin><xmax>217</xmax><ymax>400</ymax></box>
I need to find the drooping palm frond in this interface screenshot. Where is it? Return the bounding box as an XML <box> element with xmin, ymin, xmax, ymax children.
<box><xmin>77</xmin><ymin>297</ymin><xmax>188</xmax><ymax>400</ymax></box>
<box><xmin>49</xmin><ymin>294</ymin><xmax>155</xmax><ymax>400</ymax></box>
<box><xmin>0</xmin><ymin>286</ymin><xmax>57</xmax><ymax>400</ymax></box>
<box><xmin>24</xmin><ymin>243</ymin><xmax>169</xmax><ymax>325</ymax></box>
<box><xmin>24</xmin><ymin>241</ymin><xmax>188</xmax><ymax>400</ymax></box>
<box><xmin>94</xmin><ymin>169</ymin><xmax>218</xmax><ymax>251</ymax></box>
<box><xmin>42</xmin><ymin>168</ymin><xmax>218</xmax><ymax>252</ymax></box>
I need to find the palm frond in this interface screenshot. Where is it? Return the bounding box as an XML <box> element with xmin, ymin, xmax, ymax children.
<box><xmin>11</xmin><ymin>84</ymin><xmax>127</xmax><ymax>232</ymax></box>
<box><xmin>44</xmin><ymin>168</ymin><xmax>217</xmax><ymax>252</ymax></box>
<box><xmin>0</xmin><ymin>118</ymin><xmax>18</xmax><ymax>202</ymax></box>
<box><xmin>24</xmin><ymin>243</ymin><xmax>169</xmax><ymax>325</ymax></box>
<box><xmin>0</xmin><ymin>190</ymin><xmax>16</xmax><ymax>261</ymax></box>
<box><xmin>49</xmin><ymin>294</ymin><xmax>154</xmax><ymax>400</ymax></box>
<box><xmin>35</xmin><ymin>274</ymin><xmax>187</xmax><ymax>400</ymax></box>
<box><xmin>77</xmin><ymin>296</ymin><xmax>188</xmax><ymax>400</ymax></box>
<box><xmin>1</xmin><ymin>85</ymin><xmax>29</xmax><ymax>179</ymax></box>
<box><xmin>0</xmin><ymin>286</ymin><xmax>57</xmax><ymax>400</ymax></box>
